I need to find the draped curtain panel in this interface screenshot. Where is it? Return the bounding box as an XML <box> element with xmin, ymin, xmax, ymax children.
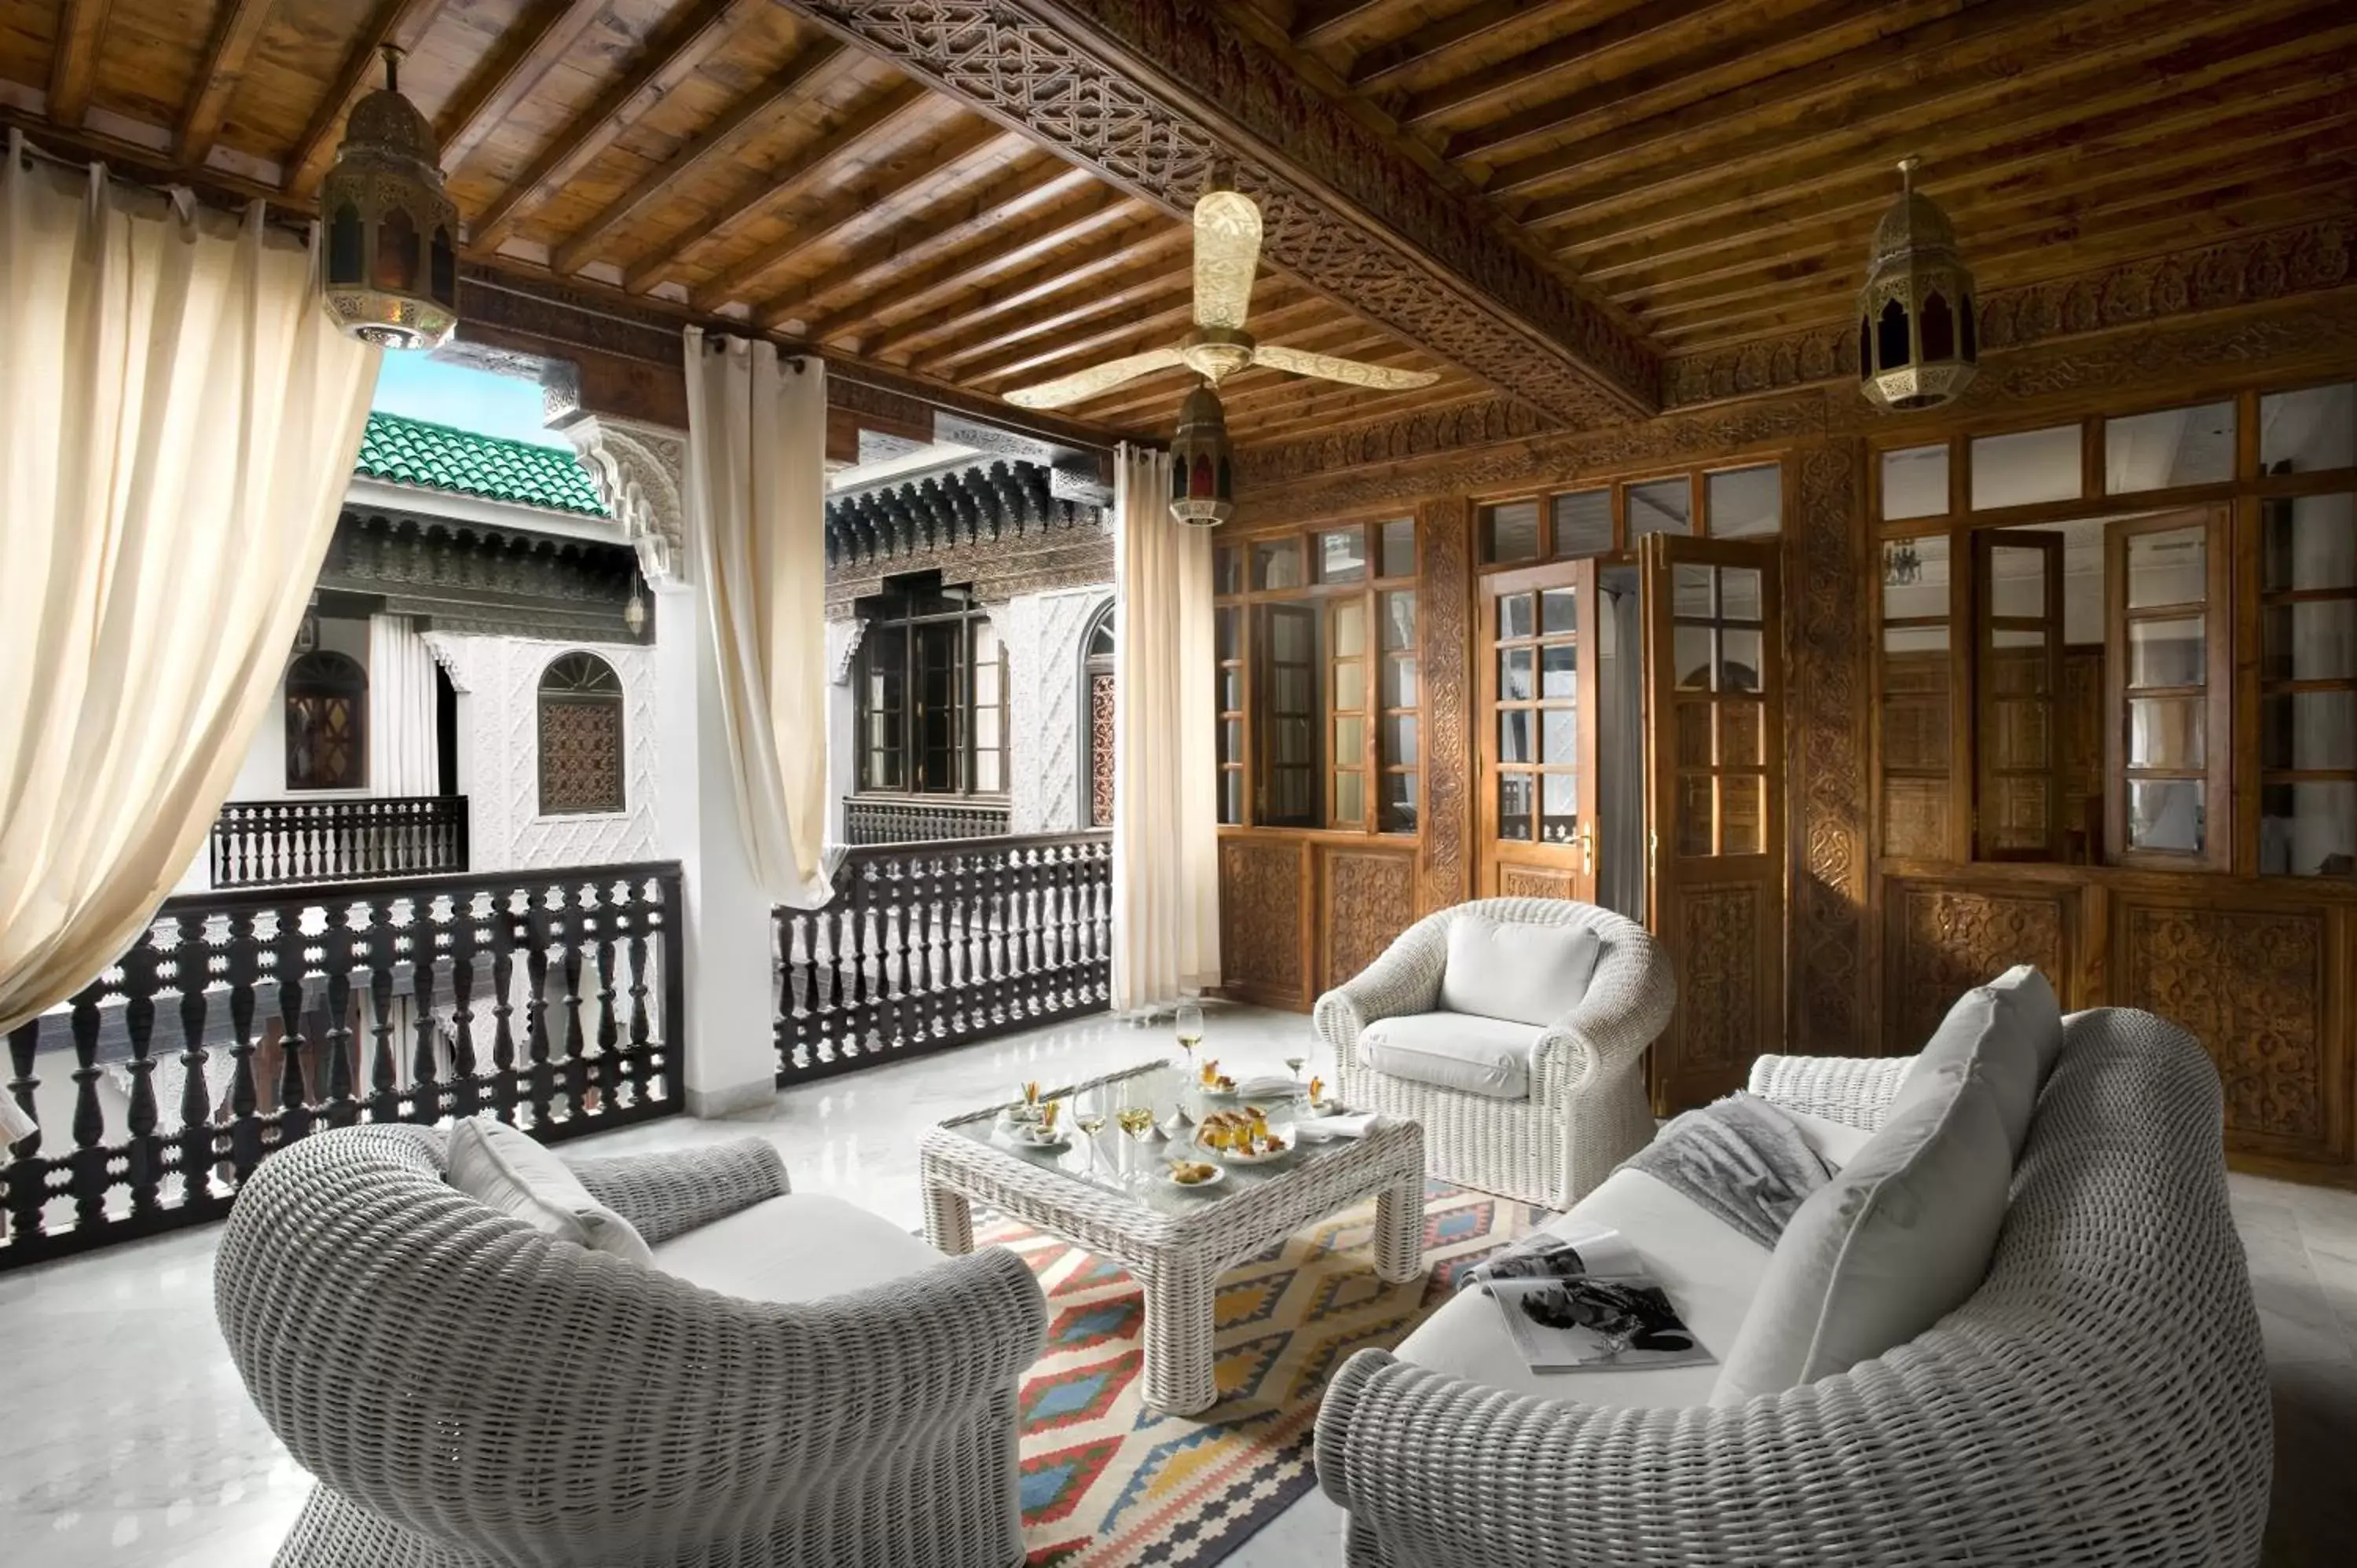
<box><xmin>368</xmin><ymin>613</ymin><xmax>440</xmax><ymax>797</ymax></box>
<box><xmin>680</xmin><ymin>328</ymin><xmax>833</xmax><ymax>908</ymax></box>
<box><xmin>1111</xmin><ymin>445</ymin><xmax>1221</xmax><ymax>1012</ymax></box>
<box><xmin>0</xmin><ymin>136</ymin><xmax>380</xmax><ymax>1041</ymax></box>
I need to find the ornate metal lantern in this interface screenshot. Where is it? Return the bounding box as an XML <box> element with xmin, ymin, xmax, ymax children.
<box><xmin>320</xmin><ymin>46</ymin><xmax>458</xmax><ymax>350</ymax></box>
<box><xmin>1168</xmin><ymin>382</ymin><xmax>1234</xmax><ymax>526</ymax></box>
<box><xmin>1858</xmin><ymin>156</ymin><xmax>1977</xmax><ymax>412</ymax></box>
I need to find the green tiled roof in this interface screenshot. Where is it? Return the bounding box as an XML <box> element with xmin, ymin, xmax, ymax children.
<box><xmin>354</xmin><ymin>412</ymin><xmax>610</xmax><ymax>518</ymax></box>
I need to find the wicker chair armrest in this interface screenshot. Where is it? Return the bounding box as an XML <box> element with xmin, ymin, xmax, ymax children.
<box><xmin>1313</xmin><ymin>912</ymin><xmax>1452</xmax><ymax>1051</ymax></box>
<box><xmin>1747</xmin><ymin>1053</ymin><xmax>1913</xmax><ymax>1130</ymax></box>
<box><xmin>1530</xmin><ymin>922</ymin><xmax>1675</xmax><ymax>1098</ymax></box>
<box><xmin>567</xmin><ymin>1137</ymin><xmax>789</xmax><ymax>1244</ymax></box>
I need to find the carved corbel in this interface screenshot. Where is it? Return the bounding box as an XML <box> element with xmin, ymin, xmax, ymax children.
<box><xmin>828</xmin><ymin>617</ymin><xmax>869</xmax><ymax>685</ymax></box>
<box><xmin>565</xmin><ymin>414</ymin><xmax>687</xmax><ymax>585</ymax></box>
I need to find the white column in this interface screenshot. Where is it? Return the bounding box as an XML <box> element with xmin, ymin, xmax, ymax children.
<box><xmin>368</xmin><ymin>613</ymin><xmax>438</xmax><ymax>796</ymax></box>
<box><xmin>825</xmin><ymin>619</ymin><xmax>862</xmax><ymax>850</ymax></box>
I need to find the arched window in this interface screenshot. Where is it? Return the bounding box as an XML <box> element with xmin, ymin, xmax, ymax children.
<box><xmin>538</xmin><ymin>651</ymin><xmax>626</xmax><ymax>816</ymax></box>
<box><xmin>285</xmin><ymin>650</ymin><xmax>367</xmax><ymax>790</ymax></box>
<box><xmin>854</xmin><ymin>584</ymin><xmax>1006</xmax><ymax>797</ymax></box>
<box><xmin>1081</xmin><ymin>599</ymin><xmax>1115</xmax><ymax>828</ymax></box>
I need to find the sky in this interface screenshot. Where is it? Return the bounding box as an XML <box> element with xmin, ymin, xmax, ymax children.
<box><xmin>370</xmin><ymin>353</ymin><xmax>570</xmax><ymax>448</ymax></box>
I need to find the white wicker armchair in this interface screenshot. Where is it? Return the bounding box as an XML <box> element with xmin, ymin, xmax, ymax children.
<box><xmin>214</xmin><ymin>1124</ymin><xmax>1048</xmax><ymax>1568</ymax></box>
<box><xmin>1314</xmin><ymin>1009</ymin><xmax>2272</xmax><ymax>1567</ymax></box>
<box><xmin>1315</xmin><ymin>898</ymin><xmax>1673</xmax><ymax>1208</ymax></box>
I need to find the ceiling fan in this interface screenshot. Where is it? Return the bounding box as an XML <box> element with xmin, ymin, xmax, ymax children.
<box><xmin>1002</xmin><ymin>189</ymin><xmax>1442</xmax><ymax>409</ymax></box>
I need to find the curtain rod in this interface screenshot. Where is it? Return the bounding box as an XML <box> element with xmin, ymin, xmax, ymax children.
<box><xmin>6</xmin><ymin>128</ymin><xmax>314</xmax><ymax>239</ymax></box>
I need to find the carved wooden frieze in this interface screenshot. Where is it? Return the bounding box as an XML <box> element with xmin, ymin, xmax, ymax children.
<box><xmin>2113</xmin><ymin>899</ymin><xmax>2342</xmax><ymax>1162</ymax></box>
<box><xmin>326</xmin><ymin>509</ymin><xmax>647</xmax><ymax>643</ymax></box>
<box><xmin>1320</xmin><ymin>846</ymin><xmax>1417</xmax><ymax>995</ymax></box>
<box><xmin>1497</xmin><ymin>865</ymin><xmax>1572</xmax><ymax>900</ymax></box>
<box><xmin>1787</xmin><ymin>439</ymin><xmax>1868</xmax><ymax>1057</ymax></box>
<box><xmin>1662</xmin><ymin>217</ymin><xmax>2357</xmax><ymax>408</ymax></box>
<box><xmin>1883</xmin><ymin>882</ymin><xmax>2069</xmax><ymax>1053</ymax></box>
<box><xmin>785</xmin><ymin>0</ymin><xmax>1655</xmax><ymax>425</ymax></box>
<box><xmin>824</xmin><ymin>521</ymin><xmax>1114</xmax><ymax>614</ymax></box>
<box><xmin>1219</xmin><ymin>836</ymin><xmax>1307</xmax><ymax>1006</ymax></box>
<box><xmin>1417</xmin><ymin>496</ymin><xmax>1473</xmax><ymax>916</ymax></box>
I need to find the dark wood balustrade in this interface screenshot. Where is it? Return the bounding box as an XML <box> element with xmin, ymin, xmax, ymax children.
<box><xmin>775</xmin><ymin>832</ymin><xmax>1111</xmax><ymax>1083</ymax></box>
<box><xmin>842</xmin><ymin>794</ymin><xmax>1014</xmax><ymax>845</ymax></box>
<box><xmin>0</xmin><ymin>861</ymin><xmax>684</xmax><ymax>1270</ymax></box>
<box><xmin>211</xmin><ymin>796</ymin><xmax>469</xmax><ymax>887</ymax></box>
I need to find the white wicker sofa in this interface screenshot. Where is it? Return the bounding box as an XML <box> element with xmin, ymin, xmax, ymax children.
<box><xmin>214</xmin><ymin>1124</ymin><xmax>1048</xmax><ymax>1568</ymax></box>
<box><xmin>1316</xmin><ymin>898</ymin><xmax>1673</xmax><ymax>1208</ymax></box>
<box><xmin>1315</xmin><ymin>1001</ymin><xmax>2272</xmax><ymax>1567</ymax></box>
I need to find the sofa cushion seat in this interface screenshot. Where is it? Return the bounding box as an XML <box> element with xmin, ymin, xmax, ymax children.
<box><xmin>1357</xmin><ymin>1012</ymin><xmax>1541</xmax><ymax>1100</ymax></box>
<box><xmin>1392</xmin><ymin>1167</ymin><xmax>1773</xmax><ymax>1410</ymax></box>
<box><xmin>654</xmin><ymin>1191</ymin><xmax>947</xmax><ymax>1303</ymax></box>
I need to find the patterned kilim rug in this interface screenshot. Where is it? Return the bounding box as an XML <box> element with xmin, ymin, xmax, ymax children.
<box><xmin>1000</xmin><ymin>1180</ymin><xmax>1542</xmax><ymax>1566</ymax></box>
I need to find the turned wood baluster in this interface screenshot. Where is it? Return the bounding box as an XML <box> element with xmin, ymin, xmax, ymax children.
<box><xmin>120</xmin><ymin>922</ymin><xmax>163</xmax><ymax>1217</ymax></box>
<box><xmin>68</xmin><ymin>979</ymin><xmax>108</xmax><ymax>1230</ymax></box>
<box><xmin>5</xmin><ymin>1020</ymin><xmax>43</xmax><ymax>1243</ymax></box>
<box><xmin>224</xmin><ymin>913</ymin><xmax>259</xmax><ymax>1180</ymax></box>
<box><xmin>594</xmin><ymin>888</ymin><xmax>620</xmax><ymax>1107</ymax></box>
<box><xmin>273</xmin><ymin>913</ymin><xmax>311</xmax><ymax>1143</ymax></box>
<box><xmin>175</xmin><ymin>914</ymin><xmax>216</xmax><ymax>1209</ymax></box>
<box><xmin>559</xmin><ymin>887</ymin><xmax>591</xmax><ymax>1119</ymax></box>
<box><xmin>944</xmin><ymin>848</ymin><xmax>969</xmax><ymax>1036</ymax></box>
<box><xmin>489</xmin><ymin>891</ymin><xmax>518</xmax><ymax>1077</ymax></box>
<box><xmin>410</xmin><ymin>898</ymin><xmax>443</xmax><ymax>1123</ymax></box>
<box><xmin>849</xmin><ymin>863</ymin><xmax>878</xmax><ymax>1057</ymax></box>
<box><xmin>321</xmin><ymin>903</ymin><xmax>359</xmax><ymax>1129</ymax></box>
<box><xmin>366</xmin><ymin>899</ymin><xmax>400</xmax><ymax>1122</ymax></box>
<box><xmin>523</xmin><ymin>886</ymin><xmax>555</xmax><ymax>1127</ymax></box>
<box><xmin>916</xmin><ymin>852</ymin><xmax>943</xmax><ymax>1045</ymax></box>
<box><xmin>621</xmin><ymin>897</ymin><xmax>652</xmax><ymax>1107</ymax></box>
<box><xmin>447</xmin><ymin>896</ymin><xmax>480</xmax><ymax>1116</ymax></box>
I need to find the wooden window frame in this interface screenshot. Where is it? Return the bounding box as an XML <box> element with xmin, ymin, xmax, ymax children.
<box><xmin>2106</xmin><ymin>507</ymin><xmax>2234</xmax><ymax>873</ymax></box>
<box><xmin>852</xmin><ymin>588</ymin><xmax>1006</xmax><ymax>802</ymax></box>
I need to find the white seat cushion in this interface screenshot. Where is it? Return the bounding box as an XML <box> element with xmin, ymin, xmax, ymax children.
<box><xmin>654</xmin><ymin>1192</ymin><xmax>948</xmax><ymax>1304</ymax></box>
<box><xmin>1710</xmin><ymin>1062</ymin><xmax>2012</xmax><ymax>1407</ymax></box>
<box><xmin>1900</xmin><ymin>980</ymin><xmax>2042</xmax><ymax>1156</ymax></box>
<box><xmin>1438</xmin><ymin>914</ymin><xmax>1601</xmax><ymax>1028</ymax></box>
<box><xmin>447</xmin><ymin>1116</ymin><xmax>654</xmax><ymax>1267</ymax></box>
<box><xmin>1395</xmin><ymin>1167</ymin><xmax>1771</xmax><ymax>1410</ymax></box>
<box><xmin>1358</xmin><ymin>1012</ymin><xmax>1541</xmax><ymax>1100</ymax></box>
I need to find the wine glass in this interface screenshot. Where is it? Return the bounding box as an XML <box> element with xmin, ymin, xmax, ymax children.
<box><xmin>1284</xmin><ymin>1051</ymin><xmax>1307</xmax><ymax>1085</ymax></box>
<box><xmin>1116</xmin><ymin>1097</ymin><xmax>1158</xmax><ymax>1183</ymax></box>
<box><xmin>1175</xmin><ymin>999</ymin><xmax>1204</xmax><ymax>1075</ymax></box>
<box><xmin>1074</xmin><ymin>1086</ymin><xmax>1109</xmax><ymax>1173</ymax></box>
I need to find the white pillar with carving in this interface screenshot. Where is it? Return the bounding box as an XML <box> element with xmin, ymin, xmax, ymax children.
<box><xmin>368</xmin><ymin>612</ymin><xmax>439</xmax><ymax>796</ymax></box>
<box><xmin>568</xmin><ymin>412</ymin><xmax>779</xmax><ymax>1116</ymax></box>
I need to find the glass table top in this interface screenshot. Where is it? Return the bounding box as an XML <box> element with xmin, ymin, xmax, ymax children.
<box><xmin>941</xmin><ymin>1057</ymin><xmax>1357</xmax><ymax>1216</ymax></box>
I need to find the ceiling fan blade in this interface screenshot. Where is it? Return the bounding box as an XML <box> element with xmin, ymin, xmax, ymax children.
<box><xmin>1003</xmin><ymin>347</ymin><xmax>1186</xmax><ymax>408</ymax></box>
<box><xmin>1193</xmin><ymin>189</ymin><xmax>1263</xmax><ymax>331</ymax></box>
<box><xmin>1250</xmin><ymin>344</ymin><xmax>1441</xmax><ymax>391</ymax></box>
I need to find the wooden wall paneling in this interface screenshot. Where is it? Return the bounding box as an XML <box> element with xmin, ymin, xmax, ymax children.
<box><xmin>1219</xmin><ymin>833</ymin><xmax>1314</xmax><ymax>1009</ymax></box>
<box><xmin>1319</xmin><ymin>843</ymin><xmax>1419</xmax><ymax>994</ymax></box>
<box><xmin>2110</xmin><ymin>892</ymin><xmax>2349</xmax><ymax>1170</ymax></box>
<box><xmin>1497</xmin><ymin>865</ymin><xmax>1574</xmax><ymax>899</ymax></box>
<box><xmin>1882</xmin><ymin>876</ymin><xmax>2074</xmax><ymax>1052</ymax></box>
<box><xmin>1417</xmin><ymin>494</ymin><xmax>1475</xmax><ymax>914</ymax></box>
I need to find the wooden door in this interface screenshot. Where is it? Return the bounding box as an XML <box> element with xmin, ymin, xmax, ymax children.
<box><xmin>1643</xmin><ymin>534</ymin><xmax>1783</xmax><ymax>1112</ymax></box>
<box><xmin>1972</xmin><ymin>530</ymin><xmax>2066</xmax><ymax>860</ymax></box>
<box><xmin>1478</xmin><ymin>562</ymin><xmax>1603</xmax><ymax>902</ymax></box>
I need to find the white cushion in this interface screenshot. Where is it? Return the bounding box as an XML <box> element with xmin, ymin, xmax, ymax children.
<box><xmin>1358</xmin><ymin>1012</ymin><xmax>1541</xmax><ymax>1099</ymax></box>
<box><xmin>654</xmin><ymin>1192</ymin><xmax>948</xmax><ymax>1303</ymax></box>
<box><xmin>1438</xmin><ymin>914</ymin><xmax>1601</xmax><ymax>1028</ymax></box>
<box><xmin>1776</xmin><ymin>1105</ymin><xmax>1876</xmax><ymax>1171</ymax></box>
<box><xmin>1710</xmin><ymin>1062</ymin><xmax>2012</xmax><ymax>1407</ymax></box>
<box><xmin>447</xmin><ymin>1116</ymin><xmax>654</xmax><ymax>1267</ymax></box>
<box><xmin>1395</xmin><ymin>1167</ymin><xmax>1771</xmax><ymax>1410</ymax></box>
<box><xmin>1900</xmin><ymin>986</ymin><xmax>2039</xmax><ymax>1156</ymax></box>
<box><xmin>1989</xmin><ymin>964</ymin><xmax>2066</xmax><ymax>1086</ymax></box>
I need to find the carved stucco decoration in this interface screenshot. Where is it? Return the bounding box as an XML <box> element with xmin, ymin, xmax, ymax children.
<box><xmin>825</xmin><ymin>522</ymin><xmax>1114</xmax><ymax>615</ymax></box>
<box><xmin>1663</xmin><ymin>216</ymin><xmax>2357</xmax><ymax>408</ymax></box>
<box><xmin>564</xmin><ymin>414</ymin><xmax>687</xmax><ymax>584</ymax></box>
<box><xmin>1787</xmin><ymin>440</ymin><xmax>1868</xmax><ymax>1056</ymax></box>
<box><xmin>788</xmin><ymin>0</ymin><xmax>1655</xmax><ymax>425</ymax></box>
<box><xmin>827</xmin><ymin>617</ymin><xmax>869</xmax><ymax>685</ymax></box>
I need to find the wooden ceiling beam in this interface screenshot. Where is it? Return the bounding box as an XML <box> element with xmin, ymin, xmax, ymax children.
<box><xmin>918</xmin><ymin>260</ymin><xmax>1195</xmax><ymax>375</ymax></box>
<box><xmin>549</xmin><ymin>39</ymin><xmax>843</xmax><ymax>276</ymax></box>
<box><xmin>1292</xmin><ymin>0</ymin><xmax>1410</xmax><ymax>50</ymax></box>
<box><xmin>868</xmin><ymin>223</ymin><xmax>1193</xmax><ymax>361</ymax></box>
<box><xmin>174</xmin><ymin>0</ymin><xmax>273</xmax><ymax>167</ymax></box>
<box><xmin>1348</xmin><ymin>0</ymin><xmax>1587</xmax><ymax>93</ymax></box>
<box><xmin>284</xmin><ymin>0</ymin><xmax>453</xmax><ymax>199</ymax></box>
<box><xmin>752</xmin><ymin>159</ymin><xmax>1095</xmax><ymax>330</ymax></box>
<box><xmin>1395</xmin><ymin>0</ymin><xmax>1743</xmax><ymax>132</ymax></box>
<box><xmin>1521</xmin><ymin>0</ymin><xmax>2342</xmax><ymax>227</ymax></box>
<box><xmin>799</xmin><ymin>189</ymin><xmax>1149</xmax><ymax>346</ymax></box>
<box><xmin>689</xmin><ymin>119</ymin><xmax>1020</xmax><ymax>311</ymax></box>
<box><xmin>777</xmin><ymin>0</ymin><xmax>1659</xmax><ymax>423</ymax></box>
<box><xmin>436</xmin><ymin>0</ymin><xmax>607</xmax><ymax>175</ymax></box>
<box><xmin>625</xmin><ymin>79</ymin><xmax>935</xmax><ymax>295</ymax></box>
<box><xmin>1229</xmin><ymin>373</ymin><xmax>1468</xmax><ymax>444</ymax></box>
<box><xmin>44</xmin><ymin>0</ymin><xmax>110</xmax><ymax>130</ymax></box>
<box><xmin>471</xmin><ymin>0</ymin><xmax>762</xmax><ymax>250</ymax></box>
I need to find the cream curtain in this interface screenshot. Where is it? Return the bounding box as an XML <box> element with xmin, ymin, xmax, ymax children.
<box><xmin>680</xmin><ymin>328</ymin><xmax>834</xmax><ymax>908</ymax></box>
<box><xmin>368</xmin><ymin>613</ymin><xmax>439</xmax><ymax>796</ymax></box>
<box><xmin>0</xmin><ymin>137</ymin><xmax>379</xmax><ymax>1040</ymax></box>
<box><xmin>1111</xmin><ymin>445</ymin><xmax>1220</xmax><ymax>1012</ymax></box>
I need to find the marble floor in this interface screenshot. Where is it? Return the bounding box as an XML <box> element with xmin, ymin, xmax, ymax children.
<box><xmin>3</xmin><ymin>1003</ymin><xmax>2353</xmax><ymax>1566</ymax></box>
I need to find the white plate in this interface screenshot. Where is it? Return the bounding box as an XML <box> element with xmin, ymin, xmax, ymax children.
<box><xmin>1003</xmin><ymin>1128</ymin><xmax>1070</xmax><ymax>1153</ymax></box>
<box><xmin>1198</xmin><ymin>1135</ymin><xmax>1292</xmax><ymax>1166</ymax></box>
<box><xmin>1164</xmin><ymin>1163</ymin><xmax>1226</xmax><ymax>1191</ymax></box>
<box><xmin>1304</xmin><ymin>1097</ymin><xmax>1344</xmax><ymax>1117</ymax></box>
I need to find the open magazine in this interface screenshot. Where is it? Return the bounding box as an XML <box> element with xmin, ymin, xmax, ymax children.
<box><xmin>1460</xmin><ymin>1224</ymin><xmax>1713</xmax><ymax>1374</ymax></box>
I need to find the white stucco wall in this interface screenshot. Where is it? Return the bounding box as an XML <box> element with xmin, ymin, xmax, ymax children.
<box><xmin>997</xmin><ymin>585</ymin><xmax>1113</xmax><ymax>834</ymax></box>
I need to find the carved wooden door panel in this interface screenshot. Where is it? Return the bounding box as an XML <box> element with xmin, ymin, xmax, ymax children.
<box><xmin>1643</xmin><ymin>534</ymin><xmax>1784</xmax><ymax>1113</ymax></box>
<box><xmin>1973</xmin><ymin>529</ymin><xmax>2066</xmax><ymax>860</ymax></box>
<box><xmin>1476</xmin><ymin>561</ymin><xmax>1601</xmax><ymax>903</ymax></box>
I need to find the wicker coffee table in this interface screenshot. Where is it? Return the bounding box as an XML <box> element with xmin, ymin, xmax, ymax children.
<box><xmin>919</xmin><ymin>1060</ymin><xmax>1426</xmax><ymax>1416</ymax></box>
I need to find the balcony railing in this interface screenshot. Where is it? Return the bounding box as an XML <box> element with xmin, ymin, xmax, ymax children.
<box><xmin>775</xmin><ymin>831</ymin><xmax>1110</xmax><ymax>1084</ymax></box>
<box><xmin>211</xmin><ymin>795</ymin><xmax>468</xmax><ymax>888</ymax></box>
<box><xmin>1</xmin><ymin>861</ymin><xmax>683</xmax><ymax>1270</ymax></box>
<box><xmin>842</xmin><ymin>793</ymin><xmax>1013</xmax><ymax>846</ymax></box>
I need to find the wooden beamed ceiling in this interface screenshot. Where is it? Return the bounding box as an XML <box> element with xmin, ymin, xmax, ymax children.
<box><xmin>0</xmin><ymin>0</ymin><xmax>2348</xmax><ymax>452</ymax></box>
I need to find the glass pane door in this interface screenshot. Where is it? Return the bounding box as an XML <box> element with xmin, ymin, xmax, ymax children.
<box><xmin>1479</xmin><ymin>562</ymin><xmax>1599</xmax><ymax>901</ymax></box>
<box><xmin>1972</xmin><ymin>530</ymin><xmax>2065</xmax><ymax>860</ymax></box>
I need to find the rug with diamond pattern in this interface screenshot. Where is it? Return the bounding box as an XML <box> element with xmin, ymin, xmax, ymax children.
<box><xmin>999</xmin><ymin>1179</ymin><xmax>1541</xmax><ymax>1566</ymax></box>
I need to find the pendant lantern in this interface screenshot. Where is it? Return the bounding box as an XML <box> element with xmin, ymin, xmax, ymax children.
<box><xmin>1168</xmin><ymin>382</ymin><xmax>1234</xmax><ymax>526</ymax></box>
<box><xmin>1857</xmin><ymin>156</ymin><xmax>1977</xmax><ymax>412</ymax></box>
<box><xmin>320</xmin><ymin>46</ymin><xmax>459</xmax><ymax>350</ymax></box>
